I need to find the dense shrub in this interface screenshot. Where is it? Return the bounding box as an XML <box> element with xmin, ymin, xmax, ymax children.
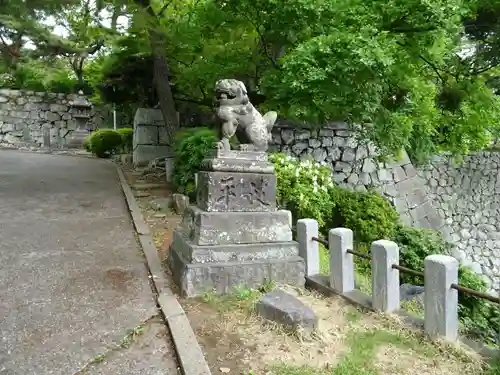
<box><xmin>392</xmin><ymin>225</ymin><xmax>453</xmax><ymax>285</ymax></box>
<box><xmin>83</xmin><ymin>135</ymin><xmax>91</xmax><ymax>152</ymax></box>
<box><xmin>172</xmin><ymin>127</ymin><xmax>217</xmax><ymax>199</ymax></box>
<box><xmin>271</xmin><ymin>153</ymin><xmax>399</xmax><ymax>242</ymax></box>
<box><xmin>332</xmin><ymin>189</ymin><xmax>400</xmax><ymax>244</ymax></box>
<box><xmin>117</xmin><ymin>128</ymin><xmax>133</xmax><ymax>153</ymax></box>
<box><xmin>86</xmin><ymin>129</ymin><xmax>123</xmax><ymax>158</ymax></box>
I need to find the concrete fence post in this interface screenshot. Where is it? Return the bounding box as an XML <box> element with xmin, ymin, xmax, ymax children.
<box><xmin>328</xmin><ymin>228</ymin><xmax>355</xmax><ymax>293</ymax></box>
<box><xmin>371</xmin><ymin>240</ymin><xmax>400</xmax><ymax>312</ymax></box>
<box><xmin>297</xmin><ymin>219</ymin><xmax>320</xmax><ymax>277</ymax></box>
<box><xmin>424</xmin><ymin>255</ymin><xmax>459</xmax><ymax>342</ymax></box>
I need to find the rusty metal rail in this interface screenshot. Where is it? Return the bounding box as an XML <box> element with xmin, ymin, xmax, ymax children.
<box><xmin>311</xmin><ymin>236</ymin><xmax>329</xmax><ymax>247</ymax></box>
<box><xmin>346</xmin><ymin>249</ymin><xmax>370</xmax><ymax>260</ymax></box>
<box><xmin>391</xmin><ymin>264</ymin><xmax>424</xmax><ymax>278</ymax></box>
<box><xmin>312</xmin><ymin>237</ymin><xmax>371</xmax><ymax>260</ymax></box>
<box><xmin>310</xmin><ymin>235</ymin><xmax>499</xmax><ymax>305</ymax></box>
<box><xmin>451</xmin><ymin>283</ymin><xmax>500</xmax><ymax>304</ymax></box>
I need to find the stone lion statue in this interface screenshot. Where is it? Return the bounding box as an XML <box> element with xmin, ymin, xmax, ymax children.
<box><xmin>214</xmin><ymin>79</ymin><xmax>277</xmax><ymax>152</ymax></box>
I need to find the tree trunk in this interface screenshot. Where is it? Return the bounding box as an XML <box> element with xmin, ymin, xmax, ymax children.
<box><xmin>150</xmin><ymin>29</ymin><xmax>179</xmax><ymax>144</ymax></box>
<box><xmin>134</xmin><ymin>0</ymin><xmax>179</xmax><ymax>145</ymax></box>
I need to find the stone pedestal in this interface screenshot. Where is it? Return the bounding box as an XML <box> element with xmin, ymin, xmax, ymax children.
<box><xmin>133</xmin><ymin>108</ymin><xmax>173</xmax><ymax>166</ymax></box>
<box><xmin>168</xmin><ymin>148</ymin><xmax>305</xmax><ymax>297</ymax></box>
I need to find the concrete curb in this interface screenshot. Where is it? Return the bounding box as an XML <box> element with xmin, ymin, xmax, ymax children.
<box><xmin>116</xmin><ymin>166</ymin><xmax>212</xmax><ymax>375</ymax></box>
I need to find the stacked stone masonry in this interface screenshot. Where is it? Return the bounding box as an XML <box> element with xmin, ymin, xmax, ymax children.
<box><xmin>270</xmin><ymin>122</ymin><xmax>500</xmax><ymax>291</ymax></box>
<box><xmin>0</xmin><ymin>89</ymin><xmax>108</xmax><ymax>148</ymax></box>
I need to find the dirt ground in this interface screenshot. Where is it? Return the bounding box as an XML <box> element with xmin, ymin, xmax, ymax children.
<box><xmin>123</xmin><ymin>166</ymin><xmax>492</xmax><ymax>375</ymax></box>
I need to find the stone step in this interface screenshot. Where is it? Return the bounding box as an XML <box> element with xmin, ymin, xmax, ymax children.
<box><xmin>171</xmin><ymin>231</ymin><xmax>299</xmax><ymax>264</ymax></box>
<box><xmin>181</xmin><ymin>206</ymin><xmax>292</xmax><ymax>245</ymax></box>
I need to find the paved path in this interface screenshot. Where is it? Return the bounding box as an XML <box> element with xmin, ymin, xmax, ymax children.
<box><xmin>0</xmin><ymin>150</ymin><xmax>179</xmax><ymax>375</ymax></box>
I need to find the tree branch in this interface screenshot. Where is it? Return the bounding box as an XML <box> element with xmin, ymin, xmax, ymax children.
<box><xmin>157</xmin><ymin>0</ymin><xmax>175</xmax><ymax>17</ymax></box>
<box><xmin>396</xmin><ymin>41</ymin><xmax>448</xmax><ymax>83</ymax></box>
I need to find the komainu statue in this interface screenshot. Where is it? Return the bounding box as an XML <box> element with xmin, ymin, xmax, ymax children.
<box><xmin>214</xmin><ymin>79</ymin><xmax>277</xmax><ymax>152</ymax></box>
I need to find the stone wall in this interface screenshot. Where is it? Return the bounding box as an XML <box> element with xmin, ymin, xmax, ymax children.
<box><xmin>420</xmin><ymin>153</ymin><xmax>500</xmax><ymax>286</ymax></box>
<box><xmin>0</xmin><ymin>89</ymin><xmax>110</xmax><ymax>148</ymax></box>
<box><xmin>270</xmin><ymin>122</ymin><xmax>499</xmax><ymax>291</ymax></box>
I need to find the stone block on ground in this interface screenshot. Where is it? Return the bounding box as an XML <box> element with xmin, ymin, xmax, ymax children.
<box><xmin>132</xmin><ymin>108</ymin><xmax>173</xmax><ymax>167</ymax></box>
<box><xmin>256</xmin><ymin>290</ymin><xmax>318</xmax><ymax>332</ymax></box>
<box><xmin>400</xmin><ymin>283</ymin><xmax>425</xmax><ymax>309</ymax></box>
<box><xmin>173</xmin><ymin>193</ymin><xmax>189</xmax><ymax>215</ymax></box>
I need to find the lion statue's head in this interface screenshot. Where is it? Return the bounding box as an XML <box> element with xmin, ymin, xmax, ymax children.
<box><xmin>214</xmin><ymin>79</ymin><xmax>250</xmax><ymax>107</ymax></box>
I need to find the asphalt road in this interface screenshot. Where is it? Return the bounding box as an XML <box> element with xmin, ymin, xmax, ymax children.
<box><xmin>0</xmin><ymin>150</ymin><xmax>178</xmax><ymax>375</ymax></box>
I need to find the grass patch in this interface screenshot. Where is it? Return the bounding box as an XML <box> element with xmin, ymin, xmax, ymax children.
<box><xmin>319</xmin><ymin>244</ymin><xmax>372</xmax><ymax>295</ymax></box>
<box><xmin>201</xmin><ymin>280</ymin><xmax>276</xmax><ymax>314</ymax></box>
<box><xmin>268</xmin><ymin>324</ymin><xmax>486</xmax><ymax>375</ymax></box>
<box><xmin>186</xmin><ymin>282</ymin><xmax>489</xmax><ymax>375</ymax></box>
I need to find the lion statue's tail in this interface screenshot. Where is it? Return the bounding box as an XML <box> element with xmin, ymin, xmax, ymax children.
<box><xmin>263</xmin><ymin>111</ymin><xmax>278</xmax><ymax>141</ymax></box>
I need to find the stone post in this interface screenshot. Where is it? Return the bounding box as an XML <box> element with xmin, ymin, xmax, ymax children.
<box><xmin>297</xmin><ymin>219</ymin><xmax>320</xmax><ymax>277</ymax></box>
<box><xmin>371</xmin><ymin>240</ymin><xmax>400</xmax><ymax>312</ymax></box>
<box><xmin>328</xmin><ymin>228</ymin><xmax>355</xmax><ymax>293</ymax></box>
<box><xmin>424</xmin><ymin>255</ymin><xmax>459</xmax><ymax>342</ymax></box>
<box><xmin>132</xmin><ymin>108</ymin><xmax>173</xmax><ymax>167</ymax></box>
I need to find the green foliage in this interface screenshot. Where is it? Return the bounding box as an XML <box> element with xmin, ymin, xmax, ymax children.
<box><xmin>116</xmin><ymin>128</ymin><xmax>134</xmax><ymax>153</ymax></box>
<box><xmin>161</xmin><ymin>0</ymin><xmax>500</xmax><ymax>163</ymax></box>
<box><xmin>271</xmin><ymin>154</ymin><xmax>499</xmax><ymax>345</ymax></box>
<box><xmin>83</xmin><ymin>134</ymin><xmax>91</xmax><ymax>152</ymax></box>
<box><xmin>172</xmin><ymin>127</ymin><xmax>217</xmax><ymax>199</ymax></box>
<box><xmin>392</xmin><ymin>225</ymin><xmax>453</xmax><ymax>285</ymax></box>
<box><xmin>458</xmin><ymin>267</ymin><xmax>500</xmax><ymax>344</ymax></box>
<box><xmin>270</xmin><ymin>153</ymin><xmax>335</xmax><ymax>229</ymax></box>
<box><xmin>87</xmin><ymin>129</ymin><xmax>123</xmax><ymax>158</ymax></box>
<box><xmin>332</xmin><ymin>189</ymin><xmax>400</xmax><ymax>244</ymax></box>
<box><xmin>271</xmin><ymin>153</ymin><xmax>399</xmax><ymax>243</ymax></box>
<box><xmin>95</xmin><ymin>33</ymin><xmax>157</xmax><ymax>107</ymax></box>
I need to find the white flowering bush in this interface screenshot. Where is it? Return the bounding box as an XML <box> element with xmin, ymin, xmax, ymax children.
<box><xmin>269</xmin><ymin>153</ymin><xmax>336</xmax><ymax>229</ymax></box>
<box><xmin>269</xmin><ymin>152</ymin><xmax>400</xmax><ymax>241</ymax></box>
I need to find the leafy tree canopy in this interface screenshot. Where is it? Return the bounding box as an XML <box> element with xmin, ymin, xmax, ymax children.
<box><xmin>5</xmin><ymin>0</ymin><xmax>500</xmax><ymax>162</ymax></box>
<box><xmin>163</xmin><ymin>0</ymin><xmax>500</xmax><ymax>163</ymax></box>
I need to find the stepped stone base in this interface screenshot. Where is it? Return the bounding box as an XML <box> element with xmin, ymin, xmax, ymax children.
<box><xmin>171</xmin><ymin>231</ymin><xmax>299</xmax><ymax>263</ymax></box>
<box><xmin>181</xmin><ymin>206</ymin><xmax>293</xmax><ymax>245</ymax></box>
<box><xmin>168</xmin><ymin>248</ymin><xmax>305</xmax><ymax>297</ymax></box>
